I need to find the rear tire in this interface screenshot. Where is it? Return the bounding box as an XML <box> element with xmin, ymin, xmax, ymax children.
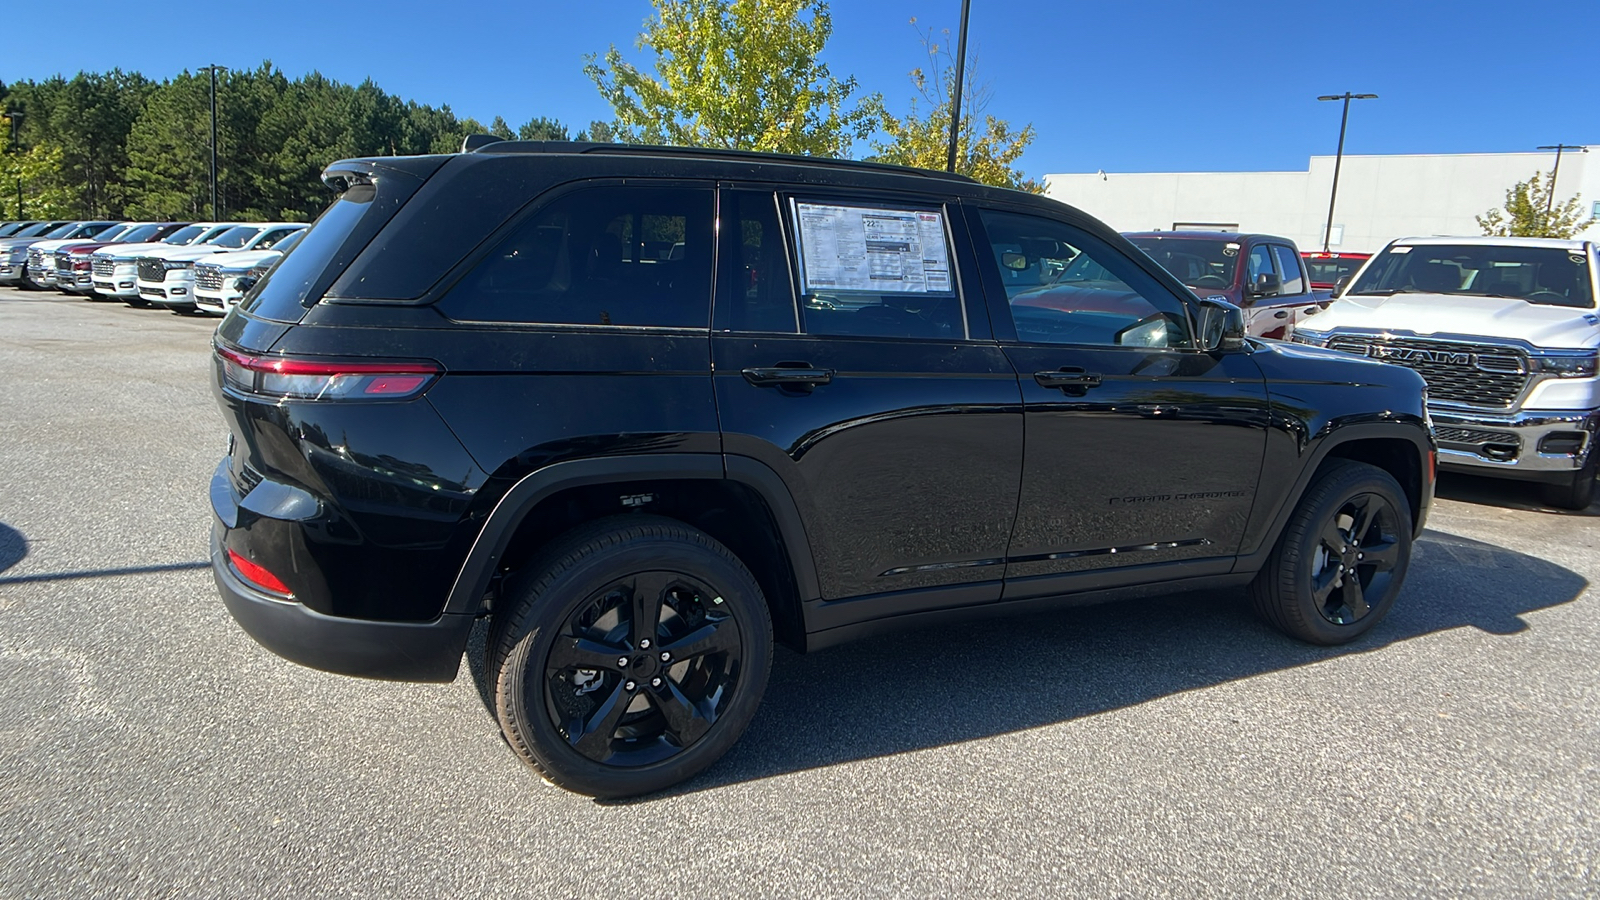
<box><xmin>1250</xmin><ymin>460</ymin><xmax>1413</xmax><ymax>645</ymax></box>
<box><xmin>489</xmin><ymin>515</ymin><xmax>772</xmax><ymax>798</ymax></box>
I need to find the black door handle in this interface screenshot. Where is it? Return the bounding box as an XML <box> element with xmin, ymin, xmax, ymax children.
<box><xmin>1034</xmin><ymin>369</ymin><xmax>1103</xmax><ymax>389</ymax></box>
<box><xmin>742</xmin><ymin>366</ymin><xmax>835</xmax><ymax>387</ymax></box>
<box><xmin>1274</xmin><ymin>310</ymin><xmax>1289</xmax><ymax>319</ymax></box>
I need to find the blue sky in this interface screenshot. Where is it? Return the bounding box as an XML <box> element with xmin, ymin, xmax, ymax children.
<box><xmin>4</xmin><ymin>0</ymin><xmax>1592</xmax><ymax>179</ymax></box>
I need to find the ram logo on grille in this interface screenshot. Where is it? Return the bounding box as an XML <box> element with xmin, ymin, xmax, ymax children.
<box><xmin>1367</xmin><ymin>346</ymin><xmax>1473</xmax><ymax>366</ymax></box>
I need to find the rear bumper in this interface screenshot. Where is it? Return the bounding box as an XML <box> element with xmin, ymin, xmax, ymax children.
<box><xmin>212</xmin><ymin>529</ymin><xmax>473</xmax><ymax>682</ymax></box>
<box><xmin>210</xmin><ymin>457</ymin><xmax>473</xmax><ymax>682</ymax></box>
<box><xmin>1432</xmin><ymin>408</ymin><xmax>1599</xmax><ymax>483</ymax></box>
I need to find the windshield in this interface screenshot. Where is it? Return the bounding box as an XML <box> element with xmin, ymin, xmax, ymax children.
<box><xmin>10</xmin><ymin>222</ymin><xmax>57</xmax><ymax>238</ymax></box>
<box><xmin>116</xmin><ymin>224</ymin><xmax>163</xmax><ymax>242</ymax></box>
<box><xmin>1348</xmin><ymin>244</ymin><xmax>1595</xmax><ymax>308</ymax></box>
<box><xmin>95</xmin><ymin>224</ymin><xmax>136</xmax><ymax>242</ymax></box>
<box><xmin>1129</xmin><ymin>237</ymin><xmax>1239</xmax><ymax>290</ymax></box>
<box><xmin>0</xmin><ymin>223</ymin><xmax>30</xmax><ymax>237</ymax></box>
<box><xmin>162</xmin><ymin>225</ymin><xmax>206</xmax><ymax>244</ymax></box>
<box><xmin>42</xmin><ymin>223</ymin><xmax>80</xmax><ymax>239</ymax></box>
<box><xmin>209</xmin><ymin>226</ymin><xmax>263</xmax><ymax>249</ymax></box>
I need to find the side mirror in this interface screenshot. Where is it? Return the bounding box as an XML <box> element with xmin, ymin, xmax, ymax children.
<box><xmin>236</xmin><ymin>275</ymin><xmax>259</xmax><ymax>293</ymax></box>
<box><xmin>1197</xmin><ymin>297</ymin><xmax>1247</xmax><ymax>353</ymax></box>
<box><xmin>1332</xmin><ymin>275</ymin><xmax>1352</xmax><ymax>298</ymax></box>
<box><xmin>1249</xmin><ymin>272</ymin><xmax>1281</xmax><ymax>298</ymax></box>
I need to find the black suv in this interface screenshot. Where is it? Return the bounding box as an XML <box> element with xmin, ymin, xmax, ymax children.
<box><xmin>211</xmin><ymin>142</ymin><xmax>1435</xmax><ymax>797</ymax></box>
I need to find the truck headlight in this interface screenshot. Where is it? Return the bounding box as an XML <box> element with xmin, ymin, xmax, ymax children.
<box><xmin>1535</xmin><ymin>351</ymin><xmax>1600</xmax><ymax>378</ymax></box>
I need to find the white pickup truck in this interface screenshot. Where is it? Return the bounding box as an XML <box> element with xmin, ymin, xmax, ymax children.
<box><xmin>1294</xmin><ymin>235</ymin><xmax>1600</xmax><ymax>508</ymax></box>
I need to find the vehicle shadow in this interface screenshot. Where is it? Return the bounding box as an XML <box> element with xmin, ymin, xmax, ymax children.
<box><xmin>461</xmin><ymin>527</ymin><xmax>1585</xmax><ymax>800</ymax></box>
<box><xmin>1435</xmin><ymin>471</ymin><xmax>1598</xmax><ymax>516</ymax></box>
<box><xmin>0</xmin><ymin>522</ymin><xmax>26</xmax><ymax>575</ymax></box>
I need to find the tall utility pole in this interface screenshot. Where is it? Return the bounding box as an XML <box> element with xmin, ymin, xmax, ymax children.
<box><xmin>1316</xmin><ymin>92</ymin><xmax>1378</xmax><ymax>252</ymax></box>
<box><xmin>1536</xmin><ymin>143</ymin><xmax>1588</xmax><ymax>225</ymax></box>
<box><xmin>4</xmin><ymin>108</ymin><xmax>22</xmax><ymax>218</ymax></box>
<box><xmin>203</xmin><ymin>65</ymin><xmax>224</xmax><ymax>219</ymax></box>
<box><xmin>945</xmin><ymin>0</ymin><xmax>972</xmax><ymax>174</ymax></box>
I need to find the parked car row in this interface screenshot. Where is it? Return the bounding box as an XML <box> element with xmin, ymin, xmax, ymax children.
<box><xmin>0</xmin><ymin>219</ymin><xmax>306</xmax><ymax>316</ymax></box>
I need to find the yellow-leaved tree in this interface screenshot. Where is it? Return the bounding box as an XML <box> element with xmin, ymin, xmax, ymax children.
<box><xmin>584</xmin><ymin>0</ymin><xmax>877</xmax><ymax>157</ymax></box>
<box><xmin>871</xmin><ymin>19</ymin><xmax>1041</xmax><ymax>192</ymax></box>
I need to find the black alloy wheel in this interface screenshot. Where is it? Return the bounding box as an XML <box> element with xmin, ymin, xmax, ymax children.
<box><xmin>1305</xmin><ymin>491</ymin><xmax>1403</xmax><ymax>625</ymax></box>
<box><xmin>1251</xmin><ymin>460</ymin><xmax>1413</xmax><ymax>645</ymax></box>
<box><xmin>491</xmin><ymin>515</ymin><xmax>771</xmax><ymax>798</ymax></box>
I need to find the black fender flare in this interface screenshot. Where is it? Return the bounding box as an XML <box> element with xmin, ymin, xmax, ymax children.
<box><xmin>443</xmin><ymin>453</ymin><xmax>821</xmax><ymax>615</ymax></box>
<box><xmin>1235</xmin><ymin>419</ymin><xmax>1433</xmax><ymax>574</ymax></box>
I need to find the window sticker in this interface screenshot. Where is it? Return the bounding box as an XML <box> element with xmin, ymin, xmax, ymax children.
<box><xmin>793</xmin><ymin>202</ymin><xmax>953</xmax><ymax>294</ymax></box>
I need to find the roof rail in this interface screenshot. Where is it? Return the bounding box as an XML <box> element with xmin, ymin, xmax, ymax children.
<box><xmin>470</xmin><ymin>139</ymin><xmax>980</xmax><ymax>184</ymax></box>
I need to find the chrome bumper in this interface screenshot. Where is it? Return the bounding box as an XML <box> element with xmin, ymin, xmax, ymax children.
<box><xmin>1432</xmin><ymin>408</ymin><xmax>1599</xmax><ymax>475</ymax></box>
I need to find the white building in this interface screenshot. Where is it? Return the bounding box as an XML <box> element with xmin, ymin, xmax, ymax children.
<box><xmin>1044</xmin><ymin>146</ymin><xmax>1600</xmax><ymax>253</ymax></box>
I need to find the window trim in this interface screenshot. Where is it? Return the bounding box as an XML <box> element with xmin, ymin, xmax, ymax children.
<box><xmin>712</xmin><ymin>187</ymin><xmax>801</xmax><ymax>335</ymax></box>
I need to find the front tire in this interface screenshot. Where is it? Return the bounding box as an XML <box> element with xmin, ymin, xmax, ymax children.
<box><xmin>1540</xmin><ymin>451</ymin><xmax>1597</xmax><ymax>511</ymax></box>
<box><xmin>1250</xmin><ymin>460</ymin><xmax>1413</xmax><ymax>645</ymax></box>
<box><xmin>490</xmin><ymin>515</ymin><xmax>772</xmax><ymax>798</ymax></box>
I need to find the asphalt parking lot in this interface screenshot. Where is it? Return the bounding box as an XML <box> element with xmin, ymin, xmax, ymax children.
<box><xmin>2</xmin><ymin>288</ymin><xmax>1596</xmax><ymax>898</ymax></box>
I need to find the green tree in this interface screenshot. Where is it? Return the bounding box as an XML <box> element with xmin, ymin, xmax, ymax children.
<box><xmin>871</xmin><ymin>20</ymin><xmax>1040</xmax><ymax>191</ymax></box>
<box><xmin>518</xmin><ymin>116</ymin><xmax>570</xmax><ymax>141</ymax></box>
<box><xmin>123</xmin><ymin>73</ymin><xmax>213</xmax><ymax>219</ymax></box>
<box><xmin>0</xmin><ymin>129</ymin><xmax>75</xmax><ymax>218</ymax></box>
<box><xmin>576</xmin><ymin>120</ymin><xmax>616</xmax><ymax>143</ymax></box>
<box><xmin>584</xmin><ymin>0</ymin><xmax>876</xmax><ymax>156</ymax></box>
<box><xmin>1477</xmin><ymin>170</ymin><xmax>1596</xmax><ymax>238</ymax></box>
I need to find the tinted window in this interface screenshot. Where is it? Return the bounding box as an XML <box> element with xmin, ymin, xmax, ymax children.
<box><xmin>980</xmin><ymin>209</ymin><xmax>1188</xmax><ymax>348</ymax></box>
<box><xmin>790</xmin><ymin>199</ymin><xmax>964</xmax><ymax>340</ymax></box>
<box><xmin>716</xmin><ymin>190</ymin><xmax>797</xmax><ymax>333</ymax></box>
<box><xmin>1271</xmin><ymin>245</ymin><xmax>1305</xmax><ymax>294</ymax></box>
<box><xmin>1304</xmin><ymin>255</ymin><xmax>1366</xmax><ymax>286</ymax></box>
<box><xmin>439</xmin><ymin>185</ymin><xmax>714</xmax><ymax>328</ymax></box>
<box><xmin>161</xmin><ymin>225</ymin><xmax>207</xmax><ymax>245</ymax></box>
<box><xmin>210</xmin><ymin>226</ymin><xmax>264</xmax><ymax>249</ymax></box>
<box><xmin>117</xmin><ymin>224</ymin><xmax>163</xmax><ymax>242</ymax></box>
<box><xmin>255</xmin><ymin>227</ymin><xmax>301</xmax><ymax>250</ymax></box>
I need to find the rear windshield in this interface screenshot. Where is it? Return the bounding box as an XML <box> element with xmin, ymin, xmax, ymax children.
<box><xmin>1348</xmin><ymin>244</ymin><xmax>1595</xmax><ymax>308</ymax></box>
<box><xmin>1305</xmin><ymin>256</ymin><xmax>1366</xmax><ymax>285</ymax></box>
<box><xmin>1129</xmin><ymin>237</ymin><xmax>1239</xmax><ymax>290</ymax></box>
<box><xmin>241</xmin><ymin>174</ymin><xmax>418</xmax><ymax>322</ymax></box>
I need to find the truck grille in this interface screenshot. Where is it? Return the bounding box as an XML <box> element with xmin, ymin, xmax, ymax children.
<box><xmin>136</xmin><ymin>258</ymin><xmax>165</xmax><ymax>283</ymax></box>
<box><xmin>194</xmin><ymin>265</ymin><xmax>224</xmax><ymax>291</ymax></box>
<box><xmin>55</xmin><ymin>253</ymin><xmax>72</xmax><ymax>274</ymax></box>
<box><xmin>1326</xmin><ymin>335</ymin><xmax>1530</xmax><ymax>408</ymax></box>
<box><xmin>92</xmin><ymin>257</ymin><xmax>116</xmax><ymax>277</ymax></box>
<box><xmin>28</xmin><ymin>248</ymin><xmax>46</xmax><ymax>269</ymax></box>
<box><xmin>1434</xmin><ymin>426</ymin><xmax>1520</xmax><ymax>445</ymax></box>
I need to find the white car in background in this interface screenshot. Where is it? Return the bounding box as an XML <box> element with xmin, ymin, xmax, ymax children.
<box><xmin>137</xmin><ymin>223</ymin><xmax>306</xmax><ymax>312</ymax></box>
<box><xmin>21</xmin><ymin>222</ymin><xmax>119</xmax><ymax>288</ymax></box>
<box><xmin>192</xmin><ymin>229</ymin><xmax>306</xmax><ymax>315</ymax></box>
<box><xmin>91</xmin><ymin>223</ymin><xmax>229</xmax><ymax>302</ymax></box>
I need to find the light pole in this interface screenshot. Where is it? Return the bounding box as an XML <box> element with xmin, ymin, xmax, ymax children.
<box><xmin>4</xmin><ymin>108</ymin><xmax>22</xmax><ymax>218</ymax></box>
<box><xmin>202</xmin><ymin>65</ymin><xmax>225</xmax><ymax>219</ymax></box>
<box><xmin>1316</xmin><ymin>92</ymin><xmax>1377</xmax><ymax>252</ymax></box>
<box><xmin>1536</xmin><ymin>143</ymin><xmax>1587</xmax><ymax>229</ymax></box>
<box><xmin>945</xmin><ymin>0</ymin><xmax>972</xmax><ymax>174</ymax></box>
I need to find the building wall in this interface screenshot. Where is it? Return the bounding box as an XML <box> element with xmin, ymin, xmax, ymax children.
<box><xmin>1044</xmin><ymin>147</ymin><xmax>1600</xmax><ymax>253</ymax></box>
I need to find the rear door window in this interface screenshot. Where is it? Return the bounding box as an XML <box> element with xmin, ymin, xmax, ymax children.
<box><xmin>439</xmin><ymin>185</ymin><xmax>714</xmax><ymax>328</ymax></box>
<box><xmin>786</xmin><ymin>198</ymin><xmax>965</xmax><ymax>340</ymax></box>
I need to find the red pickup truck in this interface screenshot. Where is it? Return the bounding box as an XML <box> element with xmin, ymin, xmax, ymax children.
<box><xmin>1124</xmin><ymin>231</ymin><xmax>1331</xmax><ymax>340</ymax></box>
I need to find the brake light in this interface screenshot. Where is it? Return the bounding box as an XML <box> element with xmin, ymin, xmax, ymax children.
<box><xmin>227</xmin><ymin>548</ymin><xmax>294</xmax><ymax>598</ymax></box>
<box><xmin>216</xmin><ymin>345</ymin><xmax>440</xmax><ymax>401</ymax></box>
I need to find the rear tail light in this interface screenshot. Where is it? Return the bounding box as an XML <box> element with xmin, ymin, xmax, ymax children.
<box><xmin>227</xmin><ymin>548</ymin><xmax>294</xmax><ymax>598</ymax></box>
<box><xmin>216</xmin><ymin>345</ymin><xmax>441</xmax><ymax>401</ymax></box>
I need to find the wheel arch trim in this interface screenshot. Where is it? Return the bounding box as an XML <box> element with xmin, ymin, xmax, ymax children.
<box><xmin>443</xmin><ymin>453</ymin><xmax>821</xmax><ymax>616</ymax></box>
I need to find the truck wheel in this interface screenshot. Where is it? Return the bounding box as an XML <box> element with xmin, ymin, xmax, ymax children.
<box><xmin>489</xmin><ymin>515</ymin><xmax>772</xmax><ymax>798</ymax></box>
<box><xmin>1250</xmin><ymin>460</ymin><xmax>1413</xmax><ymax>645</ymax></box>
<box><xmin>1538</xmin><ymin>443</ymin><xmax>1598</xmax><ymax>510</ymax></box>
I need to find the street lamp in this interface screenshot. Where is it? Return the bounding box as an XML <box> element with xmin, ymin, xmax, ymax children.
<box><xmin>1536</xmin><ymin>143</ymin><xmax>1588</xmax><ymax>227</ymax></box>
<box><xmin>1316</xmin><ymin>92</ymin><xmax>1378</xmax><ymax>252</ymax></box>
<box><xmin>3</xmin><ymin>108</ymin><xmax>22</xmax><ymax>218</ymax></box>
<box><xmin>945</xmin><ymin>0</ymin><xmax>972</xmax><ymax>174</ymax></box>
<box><xmin>201</xmin><ymin>64</ymin><xmax>226</xmax><ymax>219</ymax></box>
